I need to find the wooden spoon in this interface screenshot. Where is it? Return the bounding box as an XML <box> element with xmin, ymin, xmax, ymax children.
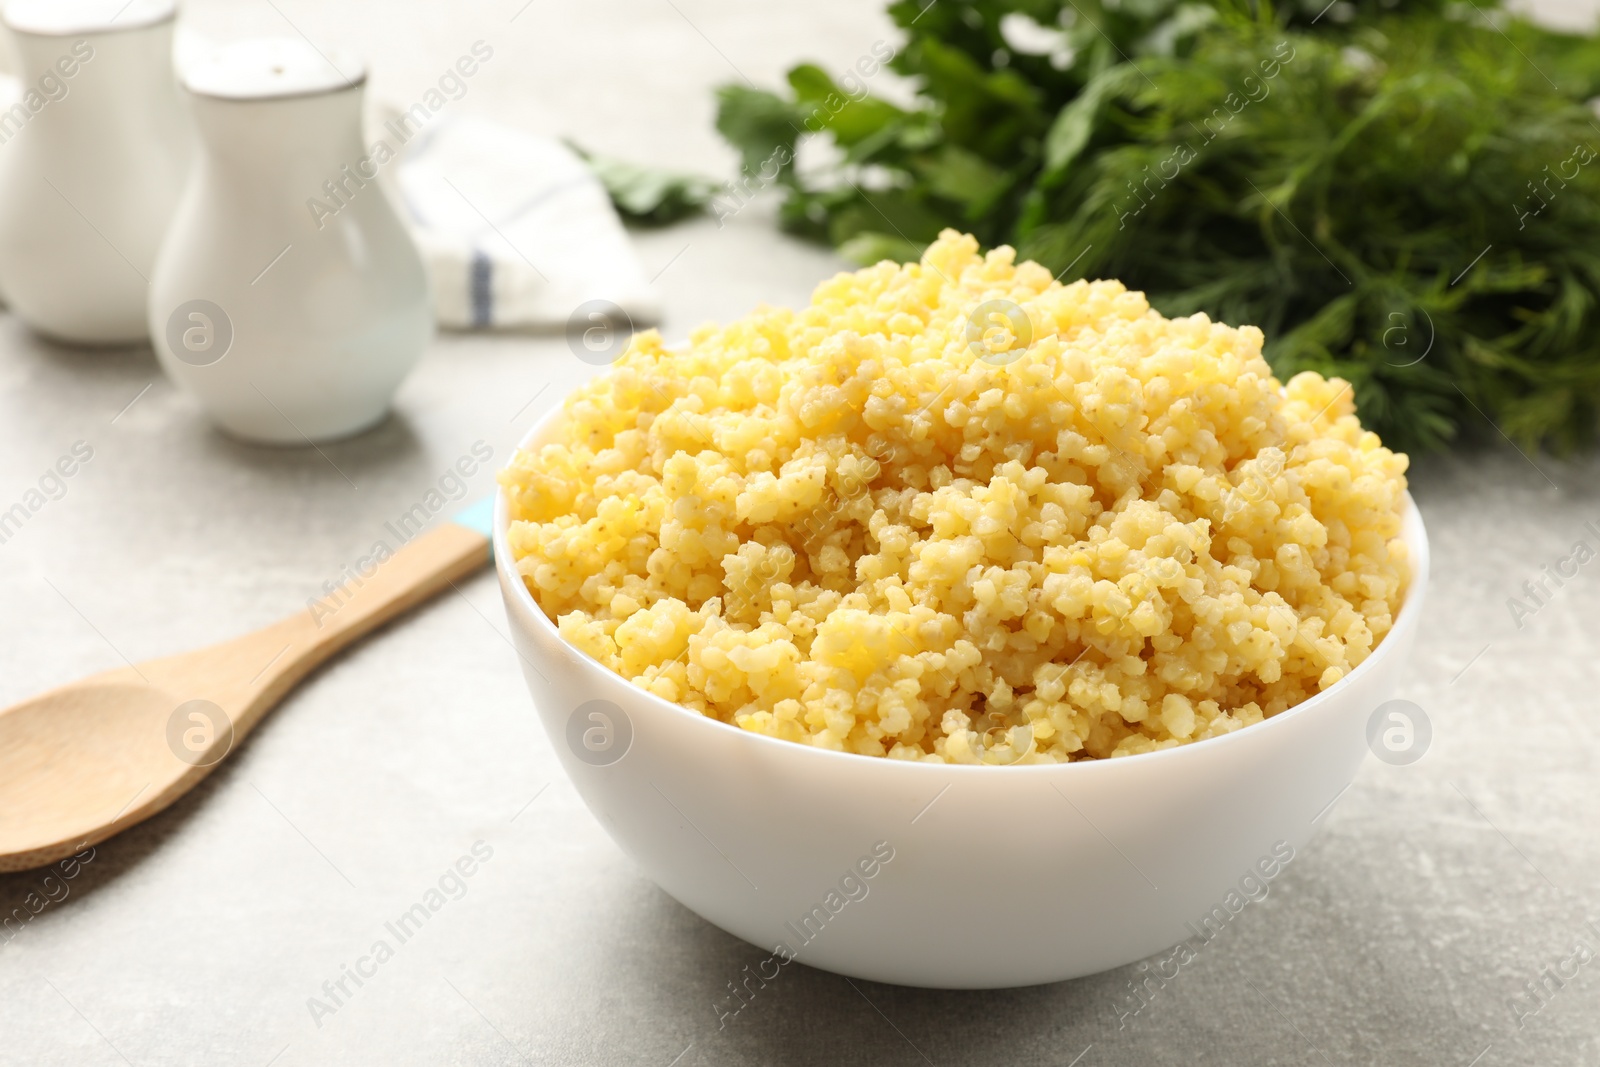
<box><xmin>0</xmin><ymin>509</ymin><xmax>494</xmax><ymax>872</ymax></box>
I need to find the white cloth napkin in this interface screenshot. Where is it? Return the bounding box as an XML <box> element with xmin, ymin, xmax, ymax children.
<box><xmin>383</xmin><ymin>111</ymin><xmax>662</xmax><ymax>332</ymax></box>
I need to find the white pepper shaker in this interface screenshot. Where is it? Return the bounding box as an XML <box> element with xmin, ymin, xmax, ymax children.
<box><xmin>149</xmin><ymin>38</ymin><xmax>431</xmax><ymax>444</ymax></box>
<box><xmin>0</xmin><ymin>0</ymin><xmax>190</xmax><ymax>345</ymax></box>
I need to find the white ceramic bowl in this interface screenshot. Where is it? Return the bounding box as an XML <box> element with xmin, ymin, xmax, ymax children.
<box><xmin>494</xmin><ymin>409</ymin><xmax>1429</xmax><ymax>988</ymax></box>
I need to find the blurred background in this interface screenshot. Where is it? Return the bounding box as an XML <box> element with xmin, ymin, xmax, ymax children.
<box><xmin>2</xmin><ymin>1</ymin><xmax>1600</xmax><ymax>1065</ymax></box>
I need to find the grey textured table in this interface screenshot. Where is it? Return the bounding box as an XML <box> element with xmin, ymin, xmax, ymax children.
<box><xmin>3</xmin><ymin>1</ymin><xmax>1599</xmax><ymax>1064</ymax></box>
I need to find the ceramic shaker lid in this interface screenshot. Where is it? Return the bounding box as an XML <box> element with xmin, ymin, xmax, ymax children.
<box><xmin>3</xmin><ymin>0</ymin><xmax>176</xmax><ymax>34</ymax></box>
<box><xmin>181</xmin><ymin>37</ymin><xmax>367</xmax><ymax>100</ymax></box>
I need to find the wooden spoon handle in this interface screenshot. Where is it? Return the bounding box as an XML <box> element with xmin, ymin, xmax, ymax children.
<box><xmin>143</xmin><ymin>508</ymin><xmax>494</xmax><ymax>734</ymax></box>
<box><xmin>0</xmin><ymin>505</ymin><xmax>498</xmax><ymax>873</ymax></box>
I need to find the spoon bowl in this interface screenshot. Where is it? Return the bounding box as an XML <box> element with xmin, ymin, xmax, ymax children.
<box><xmin>0</xmin><ymin>676</ymin><xmax>179</xmax><ymax>867</ymax></box>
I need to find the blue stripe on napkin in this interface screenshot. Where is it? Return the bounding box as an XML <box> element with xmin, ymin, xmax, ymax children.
<box><xmin>470</xmin><ymin>250</ymin><xmax>493</xmax><ymax>328</ymax></box>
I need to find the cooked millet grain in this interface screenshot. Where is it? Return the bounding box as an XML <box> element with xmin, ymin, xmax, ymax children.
<box><xmin>502</xmin><ymin>230</ymin><xmax>1410</xmax><ymax>763</ymax></box>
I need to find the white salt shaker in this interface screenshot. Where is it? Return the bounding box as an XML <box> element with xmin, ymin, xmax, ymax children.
<box><xmin>0</xmin><ymin>0</ymin><xmax>190</xmax><ymax>345</ymax></box>
<box><xmin>149</xmin><ymin>39</ymin><xmax>431</xmax><ymax>444</ymax></box>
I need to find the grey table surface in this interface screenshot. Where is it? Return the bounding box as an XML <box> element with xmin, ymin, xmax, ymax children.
<box><xmin>3</xmin><ymin>1</ymin><xmax>1600</xmax><ymax>1064</ymax></box>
